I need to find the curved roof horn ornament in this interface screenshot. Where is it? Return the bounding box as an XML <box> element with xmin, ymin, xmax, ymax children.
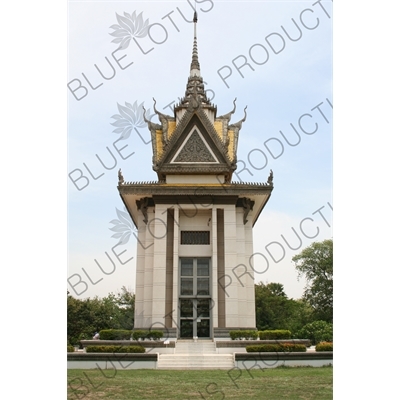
<box><xmin>229</xmin><ymin>106</ymin><xmax>247</xmax><ymax>130</ymax></box>
<box><xmin>217</xmin><ymin>98</ymin><xmax>237</xmax><ymax>123</ymax></box>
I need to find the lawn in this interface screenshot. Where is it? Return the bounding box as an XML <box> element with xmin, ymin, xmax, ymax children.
<box><xmin>67</xmin><ymin>366</ymin><xmax>333</xmax><ymax>399</ymax></box>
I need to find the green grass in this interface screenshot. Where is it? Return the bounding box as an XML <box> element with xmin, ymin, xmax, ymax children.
<box><xmin>67</xmin><ymin>366</ymin><xmax>333</xmax><ymax>399</ymax></box>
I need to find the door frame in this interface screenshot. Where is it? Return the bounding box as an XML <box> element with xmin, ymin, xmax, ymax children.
<box><xmin>178</xmin><ymin>257</ymin><xmax>212</xmax><ymax>339</ymax></box>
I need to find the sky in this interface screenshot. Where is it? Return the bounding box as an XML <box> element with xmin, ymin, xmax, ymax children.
<box><xmin>67</xmin><ymin>0</ymin><xmax>333</xmax><ymax>301</ymax></box>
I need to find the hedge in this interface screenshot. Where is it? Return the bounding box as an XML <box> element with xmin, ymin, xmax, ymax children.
<box><xmin>246</xmin><ymin>343</ymin><xmax>307</xmax><ymax>352</ymax></box>
<box><xmin>229</xmin><ymin>330</ymin><xmax>259</xmax><ymax>340</ymax></box>
<box><xmin>132</xmin><ymin>330</ymin><xmax>163</xmax><ymax>340</ymax></box>
<box><xmin>258</xmin><ymin>330</ymin><xmax>291</xmax><ymax>340</ymax></box>
<box><xmin>67</xmin><ymin>345</ymin><xmax>75</xmax><ymax>352</ymax></box>
<box><xmin>86</xmin><ymin>345</ymin><xmax>145</xmax><ymax>353</ymax></box>
<box><xmin>99</xmin><ymin>329</ymin><xmax>132</xmax><ymax>340</ymax></box>
<box><xmin>315</xmin><ymin>342</ymin><xmax>333</xmax><ymax>352</ymax></box>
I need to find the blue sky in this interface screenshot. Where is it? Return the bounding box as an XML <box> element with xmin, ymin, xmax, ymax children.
<box><xmin>67</xmin><ymin>0</ymin><xmax>333</xmax><ymax>300</ymax></box>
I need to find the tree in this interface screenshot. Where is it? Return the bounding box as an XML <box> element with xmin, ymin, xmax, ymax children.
<box><xmin>254</xmin><ymin>282</ymin><xmax>312</xmax><ymax>332</ymax></box>
<box><xmin>255</xmin><ymin>282</ymin><xmax>288</xmax><ymax>330</ymax></box>
<box><xmin>295</xmin><ymin>320</ymin><xmax>333</xmax><ymax>345</ymax></box>
<box><xmin>67</xmin><ymin>293</ymin><xmax>118</xmax><ymax>345</ymax></box>
<box><xmin>114</xmin><ymin>286</ymin><xmax>135</xmax><ymax>330</ymax></box>
<box><xmin>67</xmin><ymin>287</ymin><xmax>136</xmax><ymax>345</ymax></box>
<box><xmin>292</xmin><ymin>239</ymin><xmax>333</xmax><ymax>323</ymax></box>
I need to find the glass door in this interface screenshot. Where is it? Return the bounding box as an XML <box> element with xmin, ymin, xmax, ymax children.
<box><xmin>179</xmin><ymin>258</ymin><xmax>211</xmax><ymax>338</ymax></box>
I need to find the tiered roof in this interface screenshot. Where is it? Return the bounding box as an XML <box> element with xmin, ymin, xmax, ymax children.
<box><xmin>118</xmin><ymin>12</ymin><xmax>273</xmax><ymax>227</ymax></box>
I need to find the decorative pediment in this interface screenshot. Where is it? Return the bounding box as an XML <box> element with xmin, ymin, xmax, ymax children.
<box><xmin>153</xmin><ymin>110</ymin><xmax>236</xmax><ymax>181</ymax></box>
<box><xmin>171</xmin><ymin>128</ymin><xmax>218</xmax><ymax>163</ymax></box>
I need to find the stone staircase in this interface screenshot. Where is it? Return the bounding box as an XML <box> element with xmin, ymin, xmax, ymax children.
<box><xmin>157</xmin><ymin>340</ymin><xmax>234</xmax><ymax>370</ymax></box>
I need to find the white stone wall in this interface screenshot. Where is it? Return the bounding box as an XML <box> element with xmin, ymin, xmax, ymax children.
<box><xmin>134</xmin><ymin>201</ymin><xmax>257</xmax><ymax>332</ymax></box>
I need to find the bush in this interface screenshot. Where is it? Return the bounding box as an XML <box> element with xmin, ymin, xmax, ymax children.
<box><xmin>99</xmin><ymin>329</ymin><xmax>132</xmax><ymax>340</ymax></box>
<box><xmin>67</xmin><ymin>345</ymin><xmax>75</xmax><ymax>352</ymax></box>
<box><xmin>131</xmin><ymin>330</ymin><xmax>147</xmax><ymax>340</ymax></box>
<box><xmin>295</xmin><ymin>321</ymin><xmax>333</xmax><ymax>345</ymax></box>
<box><xmin>132</xmin><ymin>330</ymin><xmax>163</xmax><ymax>340</ymax></box>
<box><xmin>229</xmin><ymin>330</ymin><xmax>259</xmax><ymax>340</ymax></box>
<box><xmin>246</xmin><ymin>343</ymin><xmax>306</xmax><ymax>352</ymax></box>
<box><xmin>316</xmin><ymin>342</ymin><xmax>333</xmax><ymax>352</ymax></box>
<box><xmin>258</xmin><ymin>330</ymin><xmax>291</xmax><ymax>340</ymax></box>
<box><xmin>148</xmin><ymin>330</ymin><xmax>163</xmax><ymax>340</ymax></box>
<box><xmin>86</xmin><ymin>345</ymin><xmax>145</xmax><ymax>353</ymax></box>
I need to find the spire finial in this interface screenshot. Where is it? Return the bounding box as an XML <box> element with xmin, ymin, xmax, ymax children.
<box><xmin>190</xmin><ymin>11</ymin><xmax>200</xmax><ymax>77</ymax></box>
<box><xmin>176</xmin><ymin>10</ymin><xmax>214</xmax><ymax>111</ymax></box>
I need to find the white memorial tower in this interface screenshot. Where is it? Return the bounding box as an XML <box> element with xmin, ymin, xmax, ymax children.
<box><xmin>118</xmin><ymin>12</ymin><xmax>274</xmax><ymax>339</ymax></box>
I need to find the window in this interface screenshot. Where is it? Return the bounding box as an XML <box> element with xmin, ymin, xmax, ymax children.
<box><xmin>181</xmin><ymin>231</ymin><xmax>210</xmax><ymax>245</ymax></box>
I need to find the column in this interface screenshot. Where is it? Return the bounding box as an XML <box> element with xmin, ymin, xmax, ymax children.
<box><xmin>217</xmin><ymin>208</ymin><xmax>226</xmax><ymax>328</ymax></box>
<box><xmin>211</xmin><ymin>206</ymin><xmax>218</xmax><ymax>333</ymax></box>
<box><xmin>235</xmin><ymin>206</ymin><xmax>248</xmax><ymax>327</ymax></box>
<box><xmin>165</xmin><ymin>208</ymin><xmax>174</xmax><ymax>328</ymax></box>
<box><xmin>134</xmin><ymin>216</ymin><xmax>146</xmax><ymax>328</ymax></box>
<box><xmin>172</xmin><ymin>205</ymin><xmax>180</xmax><ymax>333</ymax></box>
<box><xmin>245</xmin><ymin>212</ymin><xmax>256</xmax><ymax>328</ymax></box>
<box><xmin>143</xmin><ymin>207</ymin><xmax>155</xmax><ymax>327</ymax></box>
<box><xmin>224</xmin><ymin>204</ymin><xmax>239</xmax><ymax>327</ymax></box>
<box><xmin>151</xmin><ymin>204</ymin><xmax>168</xmax><ymax>326</ymax></box>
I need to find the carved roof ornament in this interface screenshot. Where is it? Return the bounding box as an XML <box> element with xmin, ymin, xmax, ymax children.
<box><xmin>242</xmin><ymin>197</ymin><xmax>255</xmax><ymax>225</ymax></box>
<box><xmin>142</xmin><ymin>106</ymin><xmax>161</xmax><ymax>132</ymax></box>
<box><xmin>268</xmin><ymin>169</ymin><xmax>274</xmax><ymax>186</ymax></box>
<box><xmin>217</xmin><ymin>98</ymin><xmax>237</xmax><ymax>124</ymax></box>
<box><xmin>153</xmin><ymin>98</ymin><xmax>174</xmax><ymax>125</ymax></box>
<box><xmin>152</xmin><ymin>98</ymin><xmax>175</xmax><ymax>148</ymax></box>
<box><xmin>136</xmin><ymin>197</ymin><xmax>149</xmax><ymax>225</ymax></box>
<box><xmin>118</xmin><ymin>168</ymin><xmax>124</xmax><ymax>186</ymax></box>
<box><xmin>228</xmin><ymin>106</ymin><xmax>247</xmax><ymax>131</ymax></box>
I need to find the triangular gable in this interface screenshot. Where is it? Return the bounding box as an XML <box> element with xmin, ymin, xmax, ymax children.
<box><xmin>153</xmin><ymin>109</ymin><xmax>236</xmax><ymax>181</ymax></box>
<box><xmin>160</xmin><ymin>110</ymin><xmax>231</xmax><ymax>166</ymax></box>
<box><xmin>171</xmin><ymin>127</ymin><xmax>218</xmax><ymax>163</ymax></box>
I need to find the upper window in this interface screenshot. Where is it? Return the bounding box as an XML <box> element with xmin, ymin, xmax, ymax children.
<box><xmin>181</xmin><ymin>231</ymin><xmax>210</xmax><ymax>245</ymax></box>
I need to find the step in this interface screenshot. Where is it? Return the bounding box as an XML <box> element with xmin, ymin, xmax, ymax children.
<box><xmin>175</xmin><ymin>348</ymin><xmax>216</xmax><ymax>354</ymax></box>
<box><xmin>157</xmin><ymin>354</ymin><xmax>234</xmax><ymax>370</ymax></box>
<box><xmin>175</xmin><ymin>340</ymin><xmax>216</xmax><ymax>354</ymax></box>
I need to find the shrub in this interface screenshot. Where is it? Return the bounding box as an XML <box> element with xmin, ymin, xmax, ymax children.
<box><xmin>131</xmin><ymin>330</ymin><xmax>147</xmax><ymax>340</ymax></box>
<box><xmin>246</xmin><ymin>343</ymin><xmax>307</xmax><ymax>352</ymax></box>
<box><xmin>99</xmin><ymin>329</ymin><xmax>132</xmax><ymax>340</ymax></box>
<box><xmin>148</xmin><ymin>330</ymin><xmax>163</xmax><ymax>340</ymax></box>
<box><xmin>258</xmin><ymin>330</ymin><xmax>291</xmax><ymax>340</ymax></box>
<box><xmin>86</xmin><ymin>345</ymin><xmax>145</xmax><ymax>353</ymax></box>
<box><xmin>295</xmin><ymin>321</ymin><xmax>333</xmax><ymax>345</ymax></box>
<box><xmin>67</xmin><ymin>345</ymin><xmax>75</xmax><ymax>352</ymax></box>
<box><xmin>229</xmin><ymin>330</ymin><xmax>259</xmax><ymax>340</ymax></box>
<box><xmin>132</xmin><ymin>330</ymin><xmax>163</xmax><ymax>340</ymax></box>
<box><xmin>316</xmin><ymin>342</ymin><xmax>333</xmax><ymax>352</ymax></box>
